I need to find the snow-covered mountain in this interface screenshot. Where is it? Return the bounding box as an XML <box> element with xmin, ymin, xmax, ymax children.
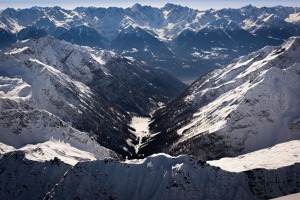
<box><xmin>3</xmin><ymin>36</ymin><xmax>185</xmax><ymax>115</ymax></box>
<box><xmin>140</xmin><ymin>36</ymin><xmax>300</xmax><ymax>159</ymax></box>
<box><xmin>0</xmin><ymin>109</ymin><xmax>118</xmax><ymax>165</ymax></box>
<box><xmin>1</xmin><ymin>148</ymin><xmax>300</xmax><ymax>199</ymax></box>
<box><xmin>0</xmin><ymin>5</ymin><xmax>300</xmax><ymax>199</ymax></box>
<box><xmin>0</xmin><ymin>4</ymin><xmax>299</xmax><ymax>81</ymax></box>
<box><xmin>0</xmin><ymin>36</ymin><xmax>185</xmax><ymax>157</ymax></box>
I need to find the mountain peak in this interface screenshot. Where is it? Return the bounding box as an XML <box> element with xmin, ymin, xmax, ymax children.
<box><xmin>242</xmin><ymin>4</ymin><xmax>254</xmax><ymax>9</ymax></box>
<box><xmin>286</xmin><ymin>36</ymin><xmax>300</xmax><ymax>43</ymax></box>
<box><xmin>163</xmin><ymin>3</ymin><xmax>184</xmax><ymax>10</ymax></box>
<box><xmin>280</xmin><ymin>36</ymin><xmax>300</xmax><ymax>51</ymax></box>
<box><xmin>131</xmin><ymin>3</ymin><xmax>142</xmax><ymax>11</ymax></box>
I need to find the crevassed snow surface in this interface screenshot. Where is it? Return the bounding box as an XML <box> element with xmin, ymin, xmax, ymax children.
<box><xmin>208</xmin><ymin>140</ymin><xmax>300</xmax><ymax>172</ymax></box>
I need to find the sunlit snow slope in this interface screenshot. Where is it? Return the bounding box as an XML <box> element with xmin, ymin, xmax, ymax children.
<box><xmin>141</xmin><ymin>36</ymin><xmax>300</xmax><ymax>159</ymax></box>
<box><xmin>208</xmin><ymin>140</ymin><xmax>300</xmax><ymax>172</ymax></box>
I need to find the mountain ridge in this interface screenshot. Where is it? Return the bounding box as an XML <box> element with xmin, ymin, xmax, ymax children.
<box><xmin>139</xmin><ymin>36</ymin><xmax>300</xmax><ymax>159</ymax></box>
<box><xmin>0</xmin><ymin>4</ymin><xmax>299</xmax><ymax>80</ymax></box>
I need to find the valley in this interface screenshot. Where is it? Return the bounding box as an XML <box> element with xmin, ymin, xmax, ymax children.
<box><xmin>0</xmin><ymin>3</ymin><xmax>300</xmax><ymax>200</ymax></box>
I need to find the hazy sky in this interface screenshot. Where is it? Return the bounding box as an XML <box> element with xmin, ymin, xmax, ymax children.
<box><xmin>0</xmin><ymin>0</ymin><xmax>299</xmax><ymax>10</ymax></box>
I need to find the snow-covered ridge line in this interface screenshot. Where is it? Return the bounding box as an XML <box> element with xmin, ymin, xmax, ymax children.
<box><xmin>0</xmin><ymin>4</ymin><xmax>299</xmax><ymax>39</ymax></box>
<box><xmin>0</xmin><ymin>141</ymin><xmax>97</xmax><ymax>166</ymax></box>
<box><xmin>1</xmin><ymin>149</ymin><xmax>300</xmax><ymax>199</ymax></box>
<box><xmin>0</xmin><ymin>108</ymin><xmax>118</xmax><ymax>165</ymax></box>
<box><xmin>0</xmin><ymin>4</ymin><xmax>298</xmax><ymax>81</ymax></box>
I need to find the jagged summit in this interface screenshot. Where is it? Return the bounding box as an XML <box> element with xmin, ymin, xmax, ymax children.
<box><xmin>242</xmin><ymin>4</ymin><xmax>255</xmax><ymax>9</ymax></box>
<box><xmin>163</xmin><ymin>3</ymin><xmax>186</xmax><ymax>10</ymax></box>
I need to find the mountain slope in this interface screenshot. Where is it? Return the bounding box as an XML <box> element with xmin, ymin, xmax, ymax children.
<box><xmin>0</xmin><ymin>108</ymin><xmax>118</xmax><ymax>165</ymax></box>
<box><xmin>0</xmin><ymin>37</ymin><xmax>136</xmax><ymax>156</ymax></box>
<box><xmin>208</xmin><ymin>140</ymin><xmax>300</xmax><ymax>172</ymax></box>
<box><xmin>5</xmin><ymin>36</ymin><xmax>185</xmax><ymax>115</ymax></box>
<box><xmin>0</xmin><ymin>36</ymin><xmax>185</xmax><ymax>157</ymax></box>
<box><xmin>1</xmin><ymin>151</ymin><xmax>300</xmax><ymax>199</ymax></box>
<box><xmin>140</xmin><ymin>37</ymin><xmax>300</xmax><ymax>159</ymax></box>
<box><xmin>0</xmin><ymin>56</ymin><xmax>135</xmax><ymax>157</ymax></box>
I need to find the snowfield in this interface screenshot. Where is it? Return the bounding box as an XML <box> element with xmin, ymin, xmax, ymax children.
<box><xmin>272</xmin><ymin>193</ymin><xmax>300</xmax><ymax>200</ymax></box>
<box><xmin>129</xmin><ymin>116</ymin><xmax>151</xmax><ymax>153</ymax></box>
<box><xmin>208</xmin><ymin>140</ymin><xmax>300</xmax><ymax>172</ymax></box>
<box><xmin>0</xmin><ymin>140</ymin><xmax>97</xmax><ymax>165</ymax></box>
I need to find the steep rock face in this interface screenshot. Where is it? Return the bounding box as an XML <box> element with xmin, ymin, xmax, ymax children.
<box><xmin>17</xmin><ymin>25</ymin><xmax>47</xmax><ymax>40</ymax></box>
<box><xmin>0</xmin><ymin>152</ymin><xmax>300</xmax><ymax>200</ymax></box>
<box><xmin>140</xmin><ymin>37</ymin><xmax>300</xmax><ymax>159</ymax></box>
<box><xmin>57</xmin><ymin>25</ymin><xmax>108</xmax><ymax>48</ymax></box>
<box><xmin>99</xmin><ymin>56</ymin><xmax>186</xmax><ymax>115</ymax></box>
<box><xmin>0</xmin><ymin>28</ymin><xmax>16</xmax><ymax>49</ymax></box>
<box><xmin>0</xmin><ymin>151</ymin><xmax>71</xmax><ymax>200</ymax></box>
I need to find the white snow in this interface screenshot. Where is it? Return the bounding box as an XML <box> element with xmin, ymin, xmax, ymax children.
<box><xmin>0</xmin><ymin>38</ymin><xmax>121</xmax><ymax>163</ymax></box>
<box><xmin>285</xmin><ymin>13</ymin><xmax>300</xmax><ymax>23</ymax></box>
<box><xmin>271</xmin><ymin>193</ymin><xmax>300</xmax><ymax>200</ymax></box>
<box><xmin>191</xmin><ymin>51</ymin><xmax>201</xmax><ymax>58</ymax></box>
<box><xmin>208</xmin><ymin>140</ymin><xmax>300</xmax><ymax>172</ymax></box>
<box><xmin>129</xmin><ymin>116</ymin><xmax>151</xmax><ymax>153</ymax></box>
<box><xmin>5</xmin><ymin>17</ymin><xmax>24</xmax><ymax>33</ymax></box>
<box><xmin>130</xmin><ymin>117</ymin><xmax>151</xmax><ymax>138</ymax></box>
<box><xmin>0</xmin><ymin>76</ymin><xmax>32</xmax><ymax>100</ymax></box>
<box><xmin>172</xmin><ymin>37</ymin><xmax>300</xmax><ymax>158</ymax></box>
<box><xmin>0</xmin><ymin>140</ymin><xmax>97</xmax><ymax>165</ymax></box>
<box><xmin>8</xmin><ymin>46</ymin><xmax>29</xmax><ymax>54</ymax></box>
<box><xmin>0</xmin><ymin>5</ymin><xmax>298</xmax><ymax>41</ymax></box>
<box><xmin>0</xmin><ymin>142</ymin><xmax>15</xmax><ymax>154</ymax></box>
<box><xmin>163</xmin><ymin>10</ymin><xmax>171</xmax><ymax>20</ymax></box>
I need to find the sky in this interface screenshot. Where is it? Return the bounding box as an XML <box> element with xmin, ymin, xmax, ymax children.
<box><xmin>0</xmin><ymin>0</ymin><xmax>299</xmax><ymax>10</ymax></box>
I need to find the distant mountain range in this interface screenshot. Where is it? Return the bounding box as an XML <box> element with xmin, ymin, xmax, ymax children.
<box><xmin>0</xmin><ymin>4</ymin><xmax>299</xmax><ymax>81</ymax></box>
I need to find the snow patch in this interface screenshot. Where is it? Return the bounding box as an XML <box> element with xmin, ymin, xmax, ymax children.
<box><xmin>208</xmin><ymin>140</ymin><xmax>300</xmax><ymax>172</ymax></box>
